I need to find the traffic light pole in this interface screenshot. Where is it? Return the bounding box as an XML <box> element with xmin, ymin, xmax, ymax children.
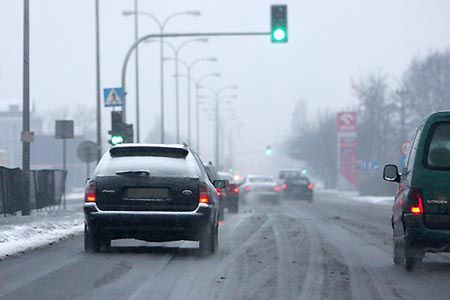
<box><xmin>121</xmin><ymin>32</ymin><xmax>269</xmax><ymax>127</ymax></box>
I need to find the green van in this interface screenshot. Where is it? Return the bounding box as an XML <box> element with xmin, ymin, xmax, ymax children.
<box><xmin>384</xmin><ymin>111</ymin><xmax>450</xmax><ymax>271</ymax></box>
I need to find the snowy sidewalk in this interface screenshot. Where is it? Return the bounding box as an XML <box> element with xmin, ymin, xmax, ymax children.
<box><xmin>320</xmin><ymin>189</ymin><xmax>393</xmax><ymax>206</ymax></box>
<box><xmin>0</xmin><ymin>193</ymin><xmax>84</xmax><ymax>260</ymax></box>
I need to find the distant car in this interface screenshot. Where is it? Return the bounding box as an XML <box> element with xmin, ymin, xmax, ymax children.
<box><xmin>384</xmin><ymin>111</ymin><xmax>450</xmax><ymax>271</ymax></box>
<box><xmin>204</xmin><ymin>162</ymin><xmax>226</xmax><ymax>221</ymax></box>
<box><xmin>83</xmin><ymin>144</ymin><xmax>226</xmax><ymax>255</ymax></box>
<box><xmin>218</xmin><ymin>171</ymin><xmax>240</xmax><ymax>213</ymax></box>
<box><xmin>240</xmin><ymin>175</ymin><xmax>280</xmax><ymax>204</ymax></box>
<box><xmin>281</xmin><ymin>176</ymin><xmax>313</xmax><ymax>202</ymax></box>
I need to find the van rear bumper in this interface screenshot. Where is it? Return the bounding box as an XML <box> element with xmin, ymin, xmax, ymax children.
<box><xmin>84</xmin><ymin>202</ymin><xmax>215</xmax><ymax>242</ymax></box>
<box><xmin>404</xmin><ymin>213</ymin><xmax>450</xmax><ymax>250</ymax></box>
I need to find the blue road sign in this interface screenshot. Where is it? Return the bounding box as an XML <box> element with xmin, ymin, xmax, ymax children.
<box><xmin>103</xmin><ymin>87</ymin><xmax>124</xmax><ymax>107</ymax></box>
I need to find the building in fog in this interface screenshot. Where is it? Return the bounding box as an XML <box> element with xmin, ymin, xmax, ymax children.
<box><xmin>0</xmin><ymin>104</ymin><xmax>42</xmax><ymax>168</ymax></box>
<box><xmin>0</xmin><ymin>104</ymin><xmax>90</xmax><ymax>190</ymax></box>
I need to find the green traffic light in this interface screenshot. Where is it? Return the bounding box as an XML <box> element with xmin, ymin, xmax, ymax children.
<box><xmin>111</xmin><ymin>135</ymin><xmax>124</xmax><ymax>145</ymax></box>
<box><xmin>265</xmin><ymin>147</ymin><xmax>273</xmax><ymax>156</ymax></box>
<box><xmin>272</xmin><ymin>28</ymin><xmax>286</xmax><ymax>42</ymax></box>
<box><xmin>271</xmin><ymin>5</ymin><xmax>288</xmax><ymax>43</ymax></box>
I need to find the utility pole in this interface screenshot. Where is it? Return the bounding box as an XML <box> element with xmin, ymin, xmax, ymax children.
<box><xmin>133</xmin><ymin>0</ymin><xmax>141</xmax><ymax>142</ymax></box>
<box><xmin>215</xmin><ymin>93</ymin><xmax>220</xmax><ymax>168</ymax></box>
<box><xmin>95</xmin><ymin>0</ymin><xmax>102</xmax><ymax>160</ymax></box>
<box><xmin>21</xmin><ymin>0</ymin><xmax>31</xmax><ymax>215</ymax></box>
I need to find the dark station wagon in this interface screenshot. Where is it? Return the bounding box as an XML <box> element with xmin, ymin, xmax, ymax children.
<box><xmin>83</xmin><ymin>144</ymin><xmax>226</xmax><ymax>255</ymax></box>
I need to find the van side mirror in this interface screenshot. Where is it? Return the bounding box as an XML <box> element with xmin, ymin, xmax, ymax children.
<box><xmin>383</xmin><ymin>164</ymin><xmax>400</xmax><ymax>183</ymax></box>
<box><xmin>213</xmin><ymin>180</ymin><xmax>227</xmax><ymax>189</ymax></box>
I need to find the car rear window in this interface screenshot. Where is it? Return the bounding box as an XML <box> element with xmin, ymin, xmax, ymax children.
<box><xmin>279</xmin><ymin>170</ymin><xmax>300</xmax><ymax>178</ymax></box>
<box><xmin>110</xmin><ymin>146</ymin><xmax>188</xmax><ymax>158</ymax></box>
<box><xmin>95</xmin><ymin>147</ymin><xmax>199</xmax><ymax>177</ymax></box>
<box><xmin>426</xmin><ymin>123</ymin><xmax>450</xmax><ymax>169</ymax></box>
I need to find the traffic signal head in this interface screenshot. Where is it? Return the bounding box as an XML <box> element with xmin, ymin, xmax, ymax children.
<box><xmin>123</xmin><ymin>124</ymin><xmax>134</xmax><ymax>143</ymax></box>
<box><xmin>271</xmin><ymin>4</ymin><xmax>288</xmax><ymax>43</ymax></box>
<box><xmin>265</xmin><ymin>145</ymin><xmax>273</xmax><ymax>156</ymax></box>
<box><xmin>109</xmin><ymin>111</ymin><xmax>126</xmax><ymax>145</ymax></box>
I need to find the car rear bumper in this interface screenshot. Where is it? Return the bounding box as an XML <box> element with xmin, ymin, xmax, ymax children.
<box><xmin>403</xmin><ymin>213</ymin><xmax>450</xmax><ymax>250</ymax></box>
<box><xmin>84</xmin><ymin>202</ymin><xmax>215</xmax><ymax>242</ymax></box>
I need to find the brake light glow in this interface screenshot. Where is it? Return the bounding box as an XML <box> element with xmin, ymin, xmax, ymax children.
<box><xmin>233</xmin><ymin>187</ymin><xmax>240</xmax><ymax>193</ymax></box>
<box><xmin>85</xmin><ymin>181</ymin><xmax>96</xmax><ymax>202</ymax></box>
<box><xmin>245</xmin><ymin>186</ymin><xmax>251</xmax><ymax>192</ymax></box>
<box><xmin>408</xmin><ymin>188</ymin><xmax>423</xmax><ymax>215</ymax></box>
<box><xmin>307</xmin><ymin>183</ymin><xmax>314</xmax><ymax>190</ymax></box>
<box><xmin>216</xmin><ymin>188</ymin><xmax>223</xmax><ymax>197</ymax></box>
<box><xmin>199</xmin><ymin>184</ymin><xmax>210</xmax><ymax>204</ymax></box>
<box><xmin>274</xmin><ymin>186</ymin><xmax>280</xmax><ymax>192</ymax></box>
<box><xmin>282</xmin><ymin>183</ymin><xmax>287</xmax><ymax>190</ymax></box>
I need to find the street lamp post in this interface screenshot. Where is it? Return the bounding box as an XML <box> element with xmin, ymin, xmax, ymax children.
<box><xmin>165</xmin><ymin>57</ymin><xmax>217</xmax><ymax>145</ymax></box>
<box><xmin>176</xmin><ymin>73</ymin><xmax>221</xmax><ymax>153</ymax></box>
<box><xmin>122</xmin><ymin>10</ymin><xmax>201</xmax><ymax>143</ymax></box>
<box><xmin>198</xmin><ymin>87</ymin><xmax>238</xmax><ymax>168</ymax></box>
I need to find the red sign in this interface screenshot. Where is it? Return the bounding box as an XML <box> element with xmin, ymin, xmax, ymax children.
<box><xmin>337</xmin><ymin>112</ymin><xmax>357</xmax><ymax>132</ymax></box>
<box><xmin>337</xmin><ymin>112</ymin><xmax>358</xmax><ymax>189</ymax></box>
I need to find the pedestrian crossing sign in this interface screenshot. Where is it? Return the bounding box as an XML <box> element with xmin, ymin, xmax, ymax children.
<box><xmin>103</xmin><ymin>87</ymin><xmax>124</xmax><ymax>107</ymax></box>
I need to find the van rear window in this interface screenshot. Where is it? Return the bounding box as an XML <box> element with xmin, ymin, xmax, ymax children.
<box><xmin>426</xmin><ymin>123</ymin><xmax>450</xmax><ymax>169</ymax></box>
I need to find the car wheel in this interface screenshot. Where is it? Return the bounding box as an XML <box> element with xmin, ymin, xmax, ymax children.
<box><xmin>393</xmin><ymin>238</ymin><xmax>403</xmax><ymax>266</ymax></box>
<box><xmin>230</xmin><ymin>202</ymin><xmax>239</xmax><ymax>214</ymax></box>
<box><xmin>213</xmin><ymin>224</ymin><xmax>219</xmax><ymax>250</ymax></box>
<box><xmin>219</xmin><ymin>206</ymin><xmax>225</xmax><ymax>221</ymax></box>
<box><xmin>84</xmin><ymin>224</ymin><xmax>101</xmax><ymax>253</ymax></box>
<box><xmin>199</xmin><ymin>226</ymin><xmax>215</xmax><ymax>256</ymax></box>
<box><xmin>405</xmin><ymin>257</ymin><xmax>416</xmax><ymax>272</ymax></box>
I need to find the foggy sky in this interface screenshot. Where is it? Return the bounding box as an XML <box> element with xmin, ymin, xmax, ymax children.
<box><xmin>1</xmin><ymin>0</ymin><xmax>450</xmax><ymax>170</ymax></box>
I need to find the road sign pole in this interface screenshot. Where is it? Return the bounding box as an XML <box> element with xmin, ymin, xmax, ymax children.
<box><xmin>21</xmin><ymin>0</ymin><xmax>31</xmax><ymax>216</ymax></box>
<box><xmin>95</xmin><ymin>0</ymin><xmax>102</xmax><ymax>162</ymax></box>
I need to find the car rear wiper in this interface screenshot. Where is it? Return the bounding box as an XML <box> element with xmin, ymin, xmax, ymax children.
<box><xmin>116</xmin><ymin>170</ymin><xmax>150</xmax><ymax>176</ymax></box>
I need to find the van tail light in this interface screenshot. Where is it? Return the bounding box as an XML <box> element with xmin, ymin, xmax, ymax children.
<box><xmin>274</xmin><ymin>186</ymin><xmax>280</xmax><ymax>192</ymax></box>
<box><xmin>232</xmin><ymin>187</ymin><xmax>240</xmax><ymax>193</ymax></box>
<box><xmin>408</xmin><ymin>188</ymin><xmax>423</xmax><ymax>215</ymax></box>
<box><xmin>85</xmin><ymin>180</ymin><xmax>96</xmax><ymax>203</ymax></box>
<box><xmin>216</xmin><ymin>187</ymin><xmax>223</xmax><ymax>197</ymax></box>
<box><xmin>307</xmin><ymin>183</ymin><xmax>314</xmax><ymax>190</ymax></box>
<box><xmin>245</xmin><ymin>186</ymin><xmax>251</xmax><ymax>192</ymax></box>
<box><xmin>199</xmin><ymin>183</ymin><xmax>210</xmax><ymax>204</ymax></box>
<box><xmin>282</xmin><ymin>183</ymin><xmax>288</xmax><ymax>190</ymax></box>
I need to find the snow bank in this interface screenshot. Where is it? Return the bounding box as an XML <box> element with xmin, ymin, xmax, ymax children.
<box><xmin>0</xmin><ymin>193</ymin><xmax>84</xmax><ymax>260</ymax></box>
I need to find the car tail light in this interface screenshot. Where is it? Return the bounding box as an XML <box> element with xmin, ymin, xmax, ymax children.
<box><xmin>245</xmin><ymin>186</ymin><xmax>251</xmax><ymax>192</ymax></box>
<box><xmin>408</xmin><ymin>188</ymin><xmax>423</xmax><ymax>215</ymax></box>
<box><xmin>282</xmin><ymin>183</ymin><xmax>288</xmax><ymax>190</ymax></box>
<box><xmin>199</xmin><ymin>183</ymin><xmax>210</xmax><ymax>204</ymax></box>
<box><xmin>307</xmin><ymin>183</ymin><xmax>314</xmax><ymax>190</ymax></box>
<box><xmin>85</xmin><ymin>180</ymin><xmax>96</xmax><ymax>202</ymax></box>
<box><xmin>274</xmin><ymin>186</ymin><xmax>280</xmax><ymax>192</ymax></box>
<box><xmin>233</xmin><ymin>187</ymin><xmax>240</xmax><ymax>193</ymax></box>
<box><xmin>216</xmin><ymin>187</ymin><xmax>223</xmax><ymax>197</ymax></box>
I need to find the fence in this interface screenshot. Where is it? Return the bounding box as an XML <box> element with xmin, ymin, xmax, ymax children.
<box><xmin>0</xmin><ymin>167</ymin><xmax>67</xmax><ymax>216</ymax></box>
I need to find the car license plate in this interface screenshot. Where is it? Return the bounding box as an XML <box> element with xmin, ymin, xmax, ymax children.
<box><xmin>125</xmin><ymin>188</ymin><xmax>170</xmax><ymax>200</ymax></box>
